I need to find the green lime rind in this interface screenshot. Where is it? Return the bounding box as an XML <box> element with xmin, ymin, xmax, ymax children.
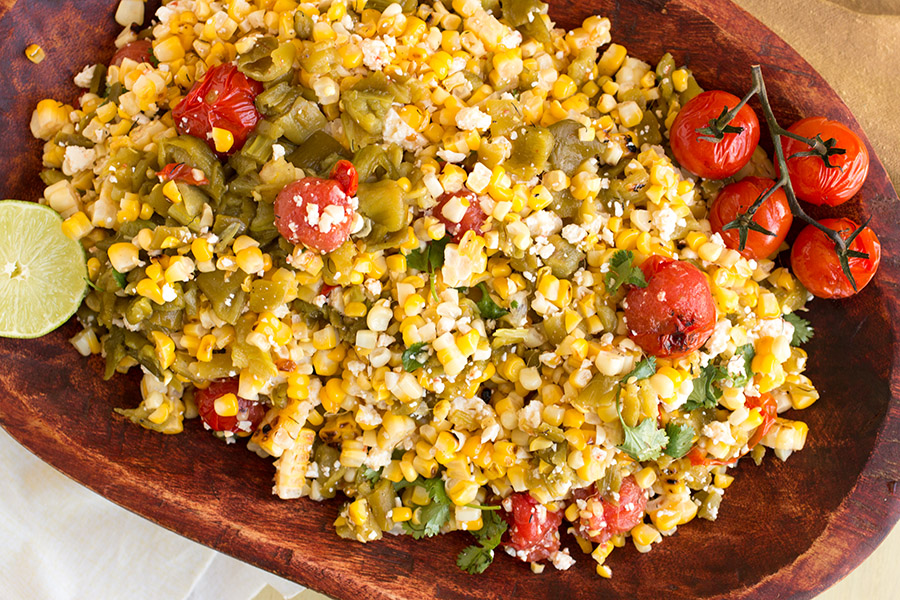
<box><xmin>0</xmin><ymin>200</ymin><xmax>88</xmax><ymax>339</ymax></box>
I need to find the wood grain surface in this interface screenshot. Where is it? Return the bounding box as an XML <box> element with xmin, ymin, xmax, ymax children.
<box><xmin>0</xmin><ymin>1</ymin><xmax>898</xmax><ymax>599</ymax></box>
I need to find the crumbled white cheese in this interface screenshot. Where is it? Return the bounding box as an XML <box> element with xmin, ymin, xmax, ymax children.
<box><xmin>436</xmin><ymin>149</ymin><xmax>467</xmax><ymax>163</ymax></box>
<box><xmin>73</xmin><ymin>65</ymin><xmax>96</xmax><ymax>89</ymax></box>
<box><xmin>524</xmin><ymin>210</ymin><xmax>563</xmax><ymax>237</ymax></box>
<box><xmin>652</xmin><ymin>206</ymin><xmax>679</xmax><ymax>241</ymax></box>
<box><xmin>360</xmin><ymin>38</ymin><xmax>392</xmax><ymax>70</ymax></box>
<box><xmin>466</xmin><ymin>162</ymin><xmax>492</xmax><ymax>194</ymax></box>
<box><xmin>702</xmin><ymin>421</ymin><xmax>736</xmax><ymax>446</ymax></box>
<box><xmin>62</xmin><ymin>146</ymin><xmax>96</xmax><ymax>176</ymax></box>
<box><xmin>383</xmin><ymin>109</ymin><xmax>427</xmax><ymax>152</ymax></box>
<box><xmin>561</xmin><ymin>223</ymin><xmax>587</xmax><ymax>245</ymax></box>
<box><xmin>455</xmin><ymin>106</ymin><xmax>491</xmax><ymax>132</ymax></box>
<box><xmin>271</xmin><ymin>144</ymin><xmax>285</xmax><ymax>160</ymax></box>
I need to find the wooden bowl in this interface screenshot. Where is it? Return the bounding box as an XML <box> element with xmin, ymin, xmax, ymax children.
<box><xmin>1</xmin><ymin>1</ymin><xmax>898</xmax><ymax>598</ymax></box>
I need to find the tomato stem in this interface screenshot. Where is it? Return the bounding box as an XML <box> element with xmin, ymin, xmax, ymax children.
<box><xmin>746</xmin><ymin>66</ymin><xmax>863</xmax><ymax>291</ymax></box>
<box><xmin>695</xmin><ymin>83</ymin><xmax>759</xmax><ymax>142</ymax></box>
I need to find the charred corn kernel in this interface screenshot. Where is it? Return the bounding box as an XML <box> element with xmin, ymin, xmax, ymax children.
<box><xmin>62</xmin><ymin>212</ymin><xmax>93</xmax><ymax>240</ymax></box>
<box><xmin>25</xmin><ymin>44</ymin><xmax>46</xmax><ymax>64</ymax></box>
<box><xmin>212</xmin><ymin>392</ymin><xmax>239</xmax><ymax>418</ymax></box>
<box><xmin>761</xmin><ymin>418</ymin><xmax>809</xmax><ymax>452</ymax></box>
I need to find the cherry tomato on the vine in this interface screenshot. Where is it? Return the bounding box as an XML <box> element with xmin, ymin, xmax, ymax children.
<box><xmin>196</xmin><ymin>379</ymin><xmax>267</xmax><ymax>434</ymax></box>
<box><xmin>431</xmin><ymin>190</ymin><xmax>487</xmax><ymax>243</ymax></box>
<box><xmin>274</xmin><ymin>160</ymin><xmax>358</xmax><ymax>253</ymax></box>
<box><xmin>111</xmin><ymin>40</ymin><xmax>153</xmax><ymax>67</ymax></box>
<box><xmin>670</xmin><ymin>90</ymin><xmax>761</xmax><ymax>180</ymax></box>
<box><xmin>172</xmin><ymin>63</ymin><xmax>263</xmax><ymax>156</ymax></box>
<box><xmin>572</xmin><ymin>476</ymin><xmax>647</xmax><ymax>544</ymax></box>
<box><xmin>624</xmin><ymin>256</ymin><xmax>717</xmax><ymax>358</ymax></box>
<box><xmin>708</xmin><ymin>176</ymin><xmax>793</xmax><ymax>260</ymax></box>
<box><xmin>780</xmin><ymin>117</ymin><xmax>869</xmax><ymax>207</ymax></box>
<box><xmin>501</xmin><ymin>492</ymin><xmax>563</xmax><ymax>563</ymax></box>
<box><xmin>790</xmin><ymin>217</ymin><xmax>880</xmax><ymax>299</ymax></box>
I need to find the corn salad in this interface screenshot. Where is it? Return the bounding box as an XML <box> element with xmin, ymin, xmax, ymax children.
<box><xmin>34</xmin><ymin>0</ymin><xmax>819</xmax><ymax>575</ymax></box>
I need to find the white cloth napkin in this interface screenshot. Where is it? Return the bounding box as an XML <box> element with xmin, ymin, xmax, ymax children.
<box><xmin>0</xmin><ymin>427</ymin><xmax>307</xmax><ymax>600</ymax></box>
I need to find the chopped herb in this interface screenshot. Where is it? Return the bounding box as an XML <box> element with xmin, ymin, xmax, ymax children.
<box><xmin>394</xmin><ymin>477</ymin><xmax>451</xmax><ymax>539</ymax></box>
<box><xmin>84</xmin><ymin>277</ymin><xmax>102</xmax><ymax>292</ymax></box>
<box><xmin>784</xmin><ymin>313</ymin><xmax>814</xmax><ymax>346</ymax></box>
<box><xmin>360</xmin><ymin>466</ymin><xmax>381</xmax><ymax>484</ymax></box>
<box><xmin>401</xmin><ymin>342</ymin><xmax>428</xmax><ymax>372</ymax></box>
<box><xmin>456</xmin><ymin>508</ymin><xmax>508</xmax><ymax>574</ymax></box>
<box><xmin>663</xmin><ymin>423</ymin><xmax>696</xmax><ymax>459</ymax></box>
<box><xmin>622</xmin><ymin>356</ymin><xmax>656</xmax><ymax>383</ymax></box>
<box><xmin>618</xmin><ymin>413</ymin><xmax>670</xmax><ymax>462</ymax></box>
<box><xmin>407</xmin><ymin>236</ymin><xmax>451</xmax><ymax>300</ymax></box>
<box><xmin>683</xmin><ymin>364</ymin><xmax>728</xmax><ymax>411</ymax></box>
<box><xmin>730</xmin><ymin>343</ymin><xmax>755</xmax><ymax>388</ymax></box>
<box><xmin>510</xmin><ymin>300</ymin><xmax>519</xmax><ymax>309</ymax></box>
<box><xmin>475</xmin><ymin>282</ymin><xmax>509</xmax><ymax>319</ymax></box>
<box><xmin>111</xmin><ymin>267</ymin><xmax>127</xmax><ymax>289</ymax></box>
<box><xmin>604</xmin><ymin>250</ymin><xmax>647</xmax><ymax>294</ymax></box>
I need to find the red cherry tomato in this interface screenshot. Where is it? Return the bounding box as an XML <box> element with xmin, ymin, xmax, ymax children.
<box><xmin>781</xmin><ymin>117</ymin><xmax>869</xmax><ymax>207</ymax></box>
<box><xmin>708</xmin><ymin>176</ymin><xmax>793</xmax><ymax>260</ymax></box>
<box><xmin>111</xmin><ymin>40</ymin><xmax>153</xmax><ymax>66</ymax></box>
<box><xmin>501</xmin><ymin>492</ymin><xmax>563</xmax><ymax>563</ymax></box>
<box><xmin>431</xmin><ymin>190</ymin><xmax>486</xmax><ymax>243</ymax></box>
<box><xmin>670</xmin><ymin>90</ymin><xmax>760</xmax><ymax>180</ymax></box>
<box><xmin>790</xmin><ymin>217</ymin><xmax>881</xmax><ymax>299</ymax></box>
<box><xmin>172</xmin><ymin>64</ymin><xmax>263</xmax><ymax>156</ymax></box>
<box><xmin>157</xmin><ymin>162</ymin><xmax>210</xmax><ymax>186</ymax></box>
<box><xmin>196</xmin><ymin>379</ymin><xmax>267</xmax><ymax>434</ymax></box>
<box><xmin>573</xmin><ymin>476</ymin><xmax>647</xmax><ymax>544</ymax></box>
<box><xmin>624</xmin><ymin>256</ymin><xmax>717</xmax><ymax>358</ymax></box>
<box><xmin>274</xmin><ymin>160</ymin><xmax>358</xmax><ymax>253</ymax></box>
<box><xmin>745</xmin><ymin>393</ymin><xmax>777</xmax><ymax>449</ymax></box>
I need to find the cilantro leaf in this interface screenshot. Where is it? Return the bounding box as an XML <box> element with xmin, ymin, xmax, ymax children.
<box><xmin>396</xmin><ymin>477</ymin><xmax>452</xmax><ymax>539</ymax></box>
<box><xmin>457</xmin><ymin>545</ymin><xmax>495</xmax><ymax>574</ymax></box>
<box><xmin>84</xmin><ymin>277</ymin><xmax>102</xmax><ymax>292</ymax></box>
<box><xmin>402</xmin><ymin>342</ymin><xmax>428</xmax><ymax>372</ymax></box>
<box><xmin>663</xmin><ymin>423</ymin><xmax>696</xmax><ymax>459</ymax></box>
<box><xmin>457</xmin><ymin>509</ymin><xmax>508</xmax><ymax>574</ymax></box>
<box><xmin>730</xmin><ymin>343</ymin><xmax>755</xmax><ymax>388</ymax></box>
<box><xmin>604</xmin><ymin>250</ymin><xmax>647</xmax><ymax>294</ymax></box>
<box><xmin>683</xmin><ymin>364</ymin><xmax>728</xmax><ymax>411</ymax></box>
<box><xmin>407</xmin><ymin>236</ymin><xmax>450</xmax><ymax>273</ymax></box>
<box><xmin>406</xmin><ymin>247</ymin><xmax>428</xmax><ymax>271</ymax></box>
<box><xmin>111</xmin><ymin>267</ymin><xmax>127</xmax><ymax>289</ymax></box>
<box><xmin>784</xmin><ymin>313</ymin><xmax>814</xmax><ymax>346</ymax></box>
<box><xmin>622</xmin><ymin>356</ymin><xmax>656</xmax><ymax>383</ymax></box>
<box><xmin>475</xmin><ymin>282</ymin><xmax>509</xmax><ymax>320</ymax></box>
<box><xmin>359</xmin><ymin>466</ymin><xmax>381</xmax><ymax>485</ymax></box>
<box><xmin>619</xmin><ymin>417</ymin><xmax>670</xmax><ymax>461</ymax></box>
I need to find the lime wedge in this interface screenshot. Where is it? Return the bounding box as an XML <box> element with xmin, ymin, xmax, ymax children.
<box><xmin>0</xmin><ymin>200</ymin><xmax>87</xmax><ymax>338</ymax></box>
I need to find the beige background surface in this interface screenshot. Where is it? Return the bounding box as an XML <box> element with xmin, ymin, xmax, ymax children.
<box><xmin>260</xmin><ymin>1</ymin><xmax>900</xmax><ymax>599</ymax></box>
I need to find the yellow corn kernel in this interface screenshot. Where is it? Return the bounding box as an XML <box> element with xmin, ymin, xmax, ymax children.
<box><xmin>634</xmin><ymin>466</ymin><xmax>657</xmax><ymax>489</ymax></box>
<box><xmin>210</xmin><ymin>127</ymin><xmax>234</xmax><ymax>153</ymax></box>
<box><xmin>147</xmin><ymin>403</ymin><xmax>170</xmax><ymax>425</ymax></box>
<box><xmin>25</xmin><ymin>44</ymin><xmax>46</xmax><ymax>64</ymax></box>
<box><xmin>672</xmin><ymin>68</ymin><xmax>689</xmax><ymax>92</ymax></box>
<box><xmin>598</xmin><ymin>43</ymin><xmax>627</xmax><ymax>76</ymax></box>
<box><xmin>154</xmin><ymin>36</ymin><xmax>185</xmax><ymax>62</ymax></box>
<box><xmin>348</xmin><ymin>498</ymin><xmax>369</xmax><ymax>527</ymax></box>
<box><xmin>61</xmin><ymin>212</ymin><xmax>93</xmax><ymax>240</ymax></box>
<box><xmin>632</xmin><ymin>523</ymin><xmax>662</xmax><ymax>549</ymax></box>
<box><xmin>235</xmin><ymin>246</ymin><xmax>264</xmax><ymax>273</ymax></box>
<box><xmin>196</xmin><ymin>334</ymin><xmax>216</xmax><ymax>362</ymax></box>
<box><xmin>214</xmin><ymin>393</ymin><xmax>239</xmax><ymax>418</ymax></box>
<box><xmin>756</xmin><ymin>292</ymin><xmax>781</xmax><ymax>319</ymax></box>
<box><xmin>162</xmin><ymin>180</ymin><xmax>183</xmax><ymax>204</ymax></box>
<box><xmin>391</xmin><ymin>506</ymin><xmax>412</xmax><ymax>522</ymax></box>
<box><xmin>322</xmin><ymin>378</ymin><xmax>346</xmax><ymax>414</ymax></box>
<box><xmin>136</xmin><ymin>279</ymin><xmax>165</xmax><ymax>305</ymax></box>
<box><xmin>446</xmin><ymin>479</ymin><xmax>479</xmax><ymax>506</ymax></box>
<box><xmin>149</xmin><ymin>331</ymin><xmax>175</xmax><ymax>370</ymax></box>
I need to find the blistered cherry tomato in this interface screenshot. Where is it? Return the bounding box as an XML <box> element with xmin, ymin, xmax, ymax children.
<box><xmin>157</xmin><ymin>162</ymin><xmax>210</xmax><ymax>186</ymax></box>
<box><xmin>431</xmin><ymin>190</ymin><xmax>486</xmax><ymax>242</ymax></box>
<box><xmin>670</xmin><ymin>90</ymin><xmax>760</xmax><ymax>180</ymax></box>
<box><xmin>111</xmin><ymin>40</ymin><xmax>153</xmax><ymax>66</ymax></box>
<box><xmin>274</xmin><ymin>160</ymin><xmax>358</xmax><ymax>253</ymax></box>
<box><xmin>780</xmin><ymin>117</ymin><xmax>869</xmax><ymax>207</ymax></box>
<box><xmin>196</xmin><ymin>379</ymin><xmax>267</xmax><ymax>434</ymax></box>
<box><xmin>790</xmin><ymin>217</ymin><xmax>880</xmax><ymax>299</ymax></box>
<box><xmin>745</xmin><ymin>393</ymin><xmax>777</xmax><ymax>449</ymax></box>
<box><xmin>624</xmin><ymin>256</ymin><xmax>717</xmax><ymax>358</ymax></box>
<box><xmin>172</xmin><ymin>63</ymin><xmax>263</xmax><ymax>155</ymax></box>
<box><xmin>501</xmin><ymin>492</ymin><xmax>563</xmax><ymax>563</ymax></box>
<box><xmin>708</xmin><ymin>176</ymin><xmax>793</xmax><ymax>260</ymax></box>
<box><xmin>573</xmin><ymin>476</ymin><xmax>647</xmax><ymax>544</ymax></box>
